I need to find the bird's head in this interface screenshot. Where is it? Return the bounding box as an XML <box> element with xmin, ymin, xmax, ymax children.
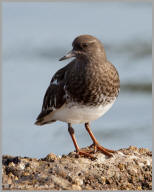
<box><xmin>59</xmin><ymin>34</ymin><xmax>106</xmax><ymax>61</ymax></box>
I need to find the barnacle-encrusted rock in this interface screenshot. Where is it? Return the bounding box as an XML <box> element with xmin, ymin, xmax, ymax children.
<box><xmin>2</xmin><ymin>146</ymin><xmax>152</xmax><ymax>190</ymax></box>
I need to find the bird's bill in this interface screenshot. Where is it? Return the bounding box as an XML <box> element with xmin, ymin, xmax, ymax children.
<box><xmin>59</xmin><ymin>50</ymin><xmax>76</xmax><ymax>61</ymax></box>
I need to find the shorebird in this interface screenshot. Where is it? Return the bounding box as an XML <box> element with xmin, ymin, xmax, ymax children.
<box><xmin>35</xmin><ymin>34</ymin><xmax>120</xmax><ymax>158</ymax></box>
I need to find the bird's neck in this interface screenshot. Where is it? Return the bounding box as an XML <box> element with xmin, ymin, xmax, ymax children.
<box><xmin>76</xmin><ymin>51</ymin><xmax>107</xmax><ymax>66</ymax></box>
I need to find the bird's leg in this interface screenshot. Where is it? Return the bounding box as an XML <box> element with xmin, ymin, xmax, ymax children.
<box><xmin>85</xmin><ymin>122</ymin><xmax>115</xmax><ymax>157</ymax></box>
<box><xmin>68</xmin><ymin>123</ymin><xmax>95</xmax><ymax>159</ymax></box>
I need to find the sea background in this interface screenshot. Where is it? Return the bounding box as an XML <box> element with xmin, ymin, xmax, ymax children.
<box><xmin>2</xmin><ymin>2</ymin><xmax>152</xmax><ymax>158</ymax></box>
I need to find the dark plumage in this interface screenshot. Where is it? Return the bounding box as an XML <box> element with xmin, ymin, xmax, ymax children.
<box><xmin>35</xmin><ymin>34</ymin><xmax>120</xmax><ymax>158</ymax></box>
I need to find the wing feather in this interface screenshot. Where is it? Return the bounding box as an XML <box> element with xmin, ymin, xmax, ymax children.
<box><xmin>35</xmin><ymin>63</ymin><xmax>71</xmax><ymax>125</ymax></box>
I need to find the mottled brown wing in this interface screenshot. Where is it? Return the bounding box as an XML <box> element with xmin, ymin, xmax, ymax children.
<box><xmin>35</xmin><ymin>63</ymin><xmax>71</xmax><ymax>124</ymax></box>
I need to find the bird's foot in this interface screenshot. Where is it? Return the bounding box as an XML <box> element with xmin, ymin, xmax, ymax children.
<box><xmin>76</xmin><ymin>149</ymin><xmax>96</xmax><ymax>160</ymax></box>
<box><xmin>91</xmin><ymin>143</ymin><xmax>115</xmax><ymax>157</ymax></box>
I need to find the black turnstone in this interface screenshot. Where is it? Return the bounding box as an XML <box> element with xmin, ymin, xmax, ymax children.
<box><xmin>35</xmin><ymin>34</ymin><xmax>120</xmax><ymax>158</ymax></box>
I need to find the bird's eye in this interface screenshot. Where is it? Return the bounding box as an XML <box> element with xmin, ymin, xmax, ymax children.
<box><xmin>82</xmin><ymin>43</ymin><xmax>88</xmax><ymax>48</ymax></box>
<box><xmin>75</xmin><ymin>44</ymin><xmax>82</xmax><ymax>50</ymax></box>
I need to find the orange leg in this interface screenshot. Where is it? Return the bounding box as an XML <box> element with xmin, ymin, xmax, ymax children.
<box><xmin>68</xmin><ymin>123</ymin><xmax>95</xmax><ymax>159</ymax></box>
<box><xmin>85</xmin><ymin>122</ymin><xmax>115</xmax><ymax>157</ymax></box>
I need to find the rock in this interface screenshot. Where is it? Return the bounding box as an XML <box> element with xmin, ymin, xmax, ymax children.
<box><xmin>2</xmin><ymin>146</ymin><xmax>152</xmax><ymax>190</ymax></box>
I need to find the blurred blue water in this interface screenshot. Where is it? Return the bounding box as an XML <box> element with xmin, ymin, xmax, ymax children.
<box><xmin>2</xmin><ymin>2</ymin><xmax>152</xmax><ymax>158</ymax></box>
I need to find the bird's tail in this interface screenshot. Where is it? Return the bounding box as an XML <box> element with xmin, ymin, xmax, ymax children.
<box><xmin>35</xmin><ymin>118</ymin><xmax>56</xmax><ymax>125</ymax></box>
<box><xmin>35</xmin><ymin>111</ymin><xmax>56</xmax><ymax>125</ymax></box>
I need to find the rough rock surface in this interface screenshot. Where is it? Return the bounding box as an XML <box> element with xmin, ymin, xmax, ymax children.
<box><xmin>2</xmin><ymin>146</ymin><xmax>152</xmax><ymax>190</ymax></box>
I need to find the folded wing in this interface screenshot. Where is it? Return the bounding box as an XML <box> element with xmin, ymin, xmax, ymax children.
<box><xmin>35</xmin><ymin>64</ymin><xmax>70</xmax><ymax>125</ymax></box>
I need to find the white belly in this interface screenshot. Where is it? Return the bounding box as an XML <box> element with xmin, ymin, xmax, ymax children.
<box><xmin>50</xmin><ymin>100</ymin><xmax>115</xmax><ymax>124</ymax></box>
